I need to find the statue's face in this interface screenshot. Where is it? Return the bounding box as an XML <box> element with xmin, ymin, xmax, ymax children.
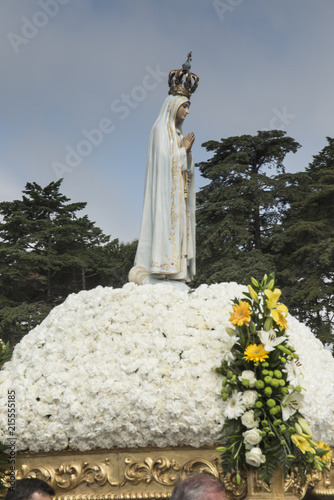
<box><xmin>175</xmin><ymin>101</ymin><xmax>190</xmax><ymax>123</ymax></box>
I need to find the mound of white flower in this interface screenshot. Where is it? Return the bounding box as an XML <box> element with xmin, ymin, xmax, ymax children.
<box><xmin>1</xmin><ymin>282</ymin><xmax>334</xmax><ymax>453</ymax></box>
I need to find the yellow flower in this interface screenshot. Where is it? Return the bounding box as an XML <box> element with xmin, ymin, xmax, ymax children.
<box><xmin>230</xmin><ymin>301</ymin><xmax>252</xmax><ymax>326</ymax></box>
<box><xmin>264</xmin><ymin>289</ymin><xmax>289</xmax><ymax>330</ymax></box>
<box><xmin>291</xmin><ymin>434</ymin><xmax>316</xmax><ymax>454</ymax></box>
<box><xmin>264</xmin><ymin>288</ymin><xmax>282</xmax><ymax>309</ymax></box>
<box><xmin>244</xmin><ymin>343</ymin><xmax>269</xmax><ymax>363</ymax></box>
<box><xmin>316</xmin><ymin>441</ymin><xmax>332</xmax><ymax>463</ymax></box>
<box><xmin>271</xmin><ymin>305</ymin><xmax>288</xmax><ymax>330</ymax></box>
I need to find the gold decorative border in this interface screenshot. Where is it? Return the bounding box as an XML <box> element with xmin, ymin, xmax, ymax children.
<box><xmin>4</xmin><ymin>447</ymin><xmax>227</xmax><ymax>500</ymax></box>
<box><xmin>4</xmin><ymin>447</ymin><xmax>334</xmax><ymax>499</ymax></box>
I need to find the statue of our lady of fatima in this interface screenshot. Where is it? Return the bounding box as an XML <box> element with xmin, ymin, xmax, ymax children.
<box><xmin>129</xmin><ymin>53</ymin><xmax>199</xmax><ymax>289</ymax></box>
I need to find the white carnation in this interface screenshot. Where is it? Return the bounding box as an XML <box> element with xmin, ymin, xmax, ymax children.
<box><xmin>0</xmin><ymin>282</ymin><xmax>333</xmax><ymax>452</ymax></box>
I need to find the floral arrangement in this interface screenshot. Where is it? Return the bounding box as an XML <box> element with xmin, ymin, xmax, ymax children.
<box><xmin>0</xmin><ymin>282</ymin><xmax>333</xmax><ymax>453</ymax></box>
<box><xmin>217</xmin><ymin>273</ymin><xmax>331</xmax><ymax>485</ymax></box>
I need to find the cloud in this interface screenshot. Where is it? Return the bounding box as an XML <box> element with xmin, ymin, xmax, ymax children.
<box><xmin>1</xmin><ymin>0</ymin><xmax>334</xmax><ymax>241</ymax></box>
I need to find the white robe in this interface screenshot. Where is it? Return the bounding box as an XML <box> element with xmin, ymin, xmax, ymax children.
<box><xmin>132</xmin><ymin>95</ymin><xmax>196</xmax><ymax>283</ymax></box>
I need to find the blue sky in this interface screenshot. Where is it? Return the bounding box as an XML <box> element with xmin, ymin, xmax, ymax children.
<box><xmin>1</xmin><ymin>0</ymin><xmax>334</xmax><ymax>242</ymax></box>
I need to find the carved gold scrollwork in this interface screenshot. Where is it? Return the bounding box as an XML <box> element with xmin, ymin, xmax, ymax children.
<box><xmin>179</xmin><ymin>458</ymin><xmax>221</xmax><ymax>480</ymax></box>
<box><xmin>10</xmin><ymin>459</ymin><xmax>118</xmax><ymax>490</ymax></box>
<box><xmin>123</xmin><ymin>456</ymin><xmax>180</xmax><ymax>486</ymax></box>
<box><xmin>309</xmin><ymin>455</ymin><xmax>334</xmax><ymax>497</ymax></box>
<box><xmin>284</xmin><ymin>469</ymin><xmax>308</xmax><ymax>499</ymax></box>
<box><xmin>221</xmin><ymin>472</ymin><xmax>247</xmax><ymax>500</ymax></box>
<box><xmin>123</xmin><ymin>456</ymin><xmax>222</xmax><ymax>487</ymax></box>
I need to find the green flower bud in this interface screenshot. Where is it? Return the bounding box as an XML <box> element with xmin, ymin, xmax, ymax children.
<box><xmin>254</xmin><ymin>362</ymin><xmax>259</xmax><ymax>367</ymax></box>
<box><xmin>262</xmin><ymin>369</ymin><xmax>269</xmax><ymax>376</ymax></box>
<box><xmin>227</xmin><ymin>371</ymin><xmax>233</xmax><ymax>379</ymax></box>
<box><xmin>261</xmin><ymin>431</ymin><xmax>267</xmax><ymax>437</ymax></box>
<box><xmin>271</xmin><ymin>378</ymin><xmax>280</xmax><ymax>387</ymax></box>
<box><xmin>264</xmin><ymin>376</ymin><xmax>272</xmax><ymax>384</ymax></box>
<box><xmin>222</xmin><ymin>378</ymin><xmax>228</xmax><ymax>387</ymax></box>
<box><xmin>268</xmin><ymin>371</ymin><xmax>274</xmax><ymax>377</ymax></box>
<box><xmin>236</xmin><ymin>473</ymin><xmax>241</xmax><ymax>485</ymax></box>
<box><xmin>230</xmin><ymin>375</ymin><xmax>237</xmax><ymax>383</ymax></box>
<box><xmin>264</xmin><ymin>317</ymin><xmax>273</xmax><ymax>331</ymax></box>
<box><xmin>315</xmin><ymin>461</ymin><xmax>323</xmax><ymax>472</ymax></box>
<box><xmin>255</xmin><ymin>380</ymin><xmax>265</xmax><ymax>389</ymax></box>
<box><xmin>280</xmin><ymin>439</ymin><xmax>286</xmax><ymax>446</ymax></box>
<box><xmin>293</xmin><ymin>353</ymin><xmax>299</xmax><ymax>360</ymax></box>
<box><xmin>255</xmin><ymin>401</ymin><xmax>263</xmax><ymax>409</ymax></box>
<box><xmin>295</xmin><ymin>422</ymin><xmax>303</xmax><ymax>435</ymax></box>
<box><xmin>268</xmin><ymin>431</ymin><xmax>275</xmax><ymax>437</ymax></box>
<box><xmin>269</xmin><ymin>407</ymin><xmax>278</xmax><ymax>415</ymax></box>
<box><xmin>273</xmin><ymin>420</ymin><xmax>282</xmax><ymax>427</ymax></box>
<box><xmin>242</xmin><ymin>379</ymin><xmax>250</xmax><ymax>387</ymax></box>
<box><xmin>261</xmin><ymin>420</ymin><xmax>268</xmax><ymax>427</ymax></box>
<box><xmin>266</xmin><ymin>278</ymin><xmax>275</xmax><ymax>290</ymax></box>
<box><xmin>221</xmin><ymin>389</ymin><xmax>228</xmax><ymax>401</ymax></box>
<box><xmin>266</xmin><ymin>398</ymin><xmax>276</xmax><ymax>408</ymax></box>
<box><xmin>227</xmin><ymin>385</ymin><xmax>233</xmax><ymax>394</ymax></box>
<box><xmin>288</xmin><ymin>427</ymin><xmax>295</xmax><ymax>434</ymax></box>
<box><xmin>264</xmin><ymin>387</ymin><xmax>272</xmax><ymax>396</ymax></box>
<box><xmin>295</xmin><ymin>385</ymin><xmax>302</xmax><ymax>392</ymax></box>
<box><xmin>280</xmin><ymin>357</ymin><xmax>287</xmax><ymax>364</ymax></box>
<box><xmin>280</xmin><ymin>425</ymin><xmax>286</xmax><ymax>433</ymax></box>
<box><xmin>274</xmin><ymin>370</ymin><xmax>282</xmax><ymax>379</ymax></box>
<box><xmin>262</xmin><ymin>362</ymin><xmax>269</xmax><ymax>368</ymax></box>
<box><xmin>281</xmin><ymin>387</ymin><xmax>289</xmax><ymax>395</ymax></box>
<box><xmin>277</xmin><ymin>345</ymin><xmax>285</xmax><ymax>351</ymax></box>
<box><xmin>279</xmin><ymin>379</ymin><xmax>286</xmax><ymax>387</ymax></box>
<box><xmin>250</xmin><ymin>322</ymin><xmax>256</xmax><ymax>334</ymax></box>
<box><xmin>251</xmin><ymin>277</ymin><xmax>260</xmax><ymax>288</ymax></box>
<box><xmin>216</xmin><ymin>367</ymin><xmax>223</xmax><ymax>374</ymax></box>
<box><xmin>288</xmin><ymin>345</ymin><xmax>295</xmax><ymax>352</ymax></box>
<box><xmin>264</xmin><ymin>426</ymin><xmax>270</xmax><ymax>432</ymax></box>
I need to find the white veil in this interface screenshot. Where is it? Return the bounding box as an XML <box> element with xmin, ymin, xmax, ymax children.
<box><xmin>131</xmin><ymin>94</ymin><xmax>196</xmax><ymax>285</ymax></box>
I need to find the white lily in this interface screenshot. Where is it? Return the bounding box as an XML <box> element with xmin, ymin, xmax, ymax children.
<box><xmin>258</xmin><ymin>329</ymin><xmax>286</xmax><ymax>352</ymax></box>
<box><xmin>281</xmin><ymin>391</ymin><xmax>304</xmax><ymax>421</ymax></box>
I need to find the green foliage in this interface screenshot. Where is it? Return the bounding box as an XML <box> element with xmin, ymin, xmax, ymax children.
<box><xmin>276</xmin><ymin>137</ymin><xmax>334</xmax><ymax>349</ymax></box>
<box><xmin>193</xmin><ymin>130</ymin><xmax>300</xmax><ymax>287</ymax></box>
<box><xmin>0</xmin><ymin>180</ymin><xmax>136</xmax><ymax>348</ymax></box>
<box><xmin>194</xmin><ymin>131</ymin><xmax>334</xmax><ymax>348</ymax></box>
<box><xmin>0</xmin><ymin>303</ymin><xmax>52</xmax><ymax>346</ymax></box>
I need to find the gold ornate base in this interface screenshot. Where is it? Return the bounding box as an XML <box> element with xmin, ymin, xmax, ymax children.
<box><xmin>309</xmin><ymin>464</ymin><xmax>334</xmax><ymax>497</ymax></box>
<box><xmin>245</xmin><ymin>468</ymin><xmax>307</xmax><ymax>500</ymax></box>
<box><xmin>5</xmin><ymin>446</ymin><xmax>224</xmax><ymax>500</ymax></box>
<box><xmin>4</xmin><ymin>447</ymin><xmax>334</xmax><ymax>499</ymax></box>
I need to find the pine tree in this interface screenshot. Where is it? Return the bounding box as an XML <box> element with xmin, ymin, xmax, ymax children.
<box><xmin>0</xmin><ymin>180</ymin><xmax>136</xmax><ymax>347</ymax></box>
<box><xmin>277</xmin><ymin>137</ymin><xmax>334</xmax><ymax>347</ymax></box>
<box><xmin>193</xmin><ymin>130</ymin><xmax>300</xmax><ymax>286</ymax></box>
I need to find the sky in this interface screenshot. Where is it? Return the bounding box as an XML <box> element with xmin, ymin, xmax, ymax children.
<box><xmin>1</xmin><ymin>0</ymin><xmax>334</xmax><ymax>243</ymax></box>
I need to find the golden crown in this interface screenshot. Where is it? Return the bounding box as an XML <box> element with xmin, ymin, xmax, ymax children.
<box><xmin>168</xmin><ymin>52</ymin><xmax>199</xmax><ymax>99</ymax></box>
